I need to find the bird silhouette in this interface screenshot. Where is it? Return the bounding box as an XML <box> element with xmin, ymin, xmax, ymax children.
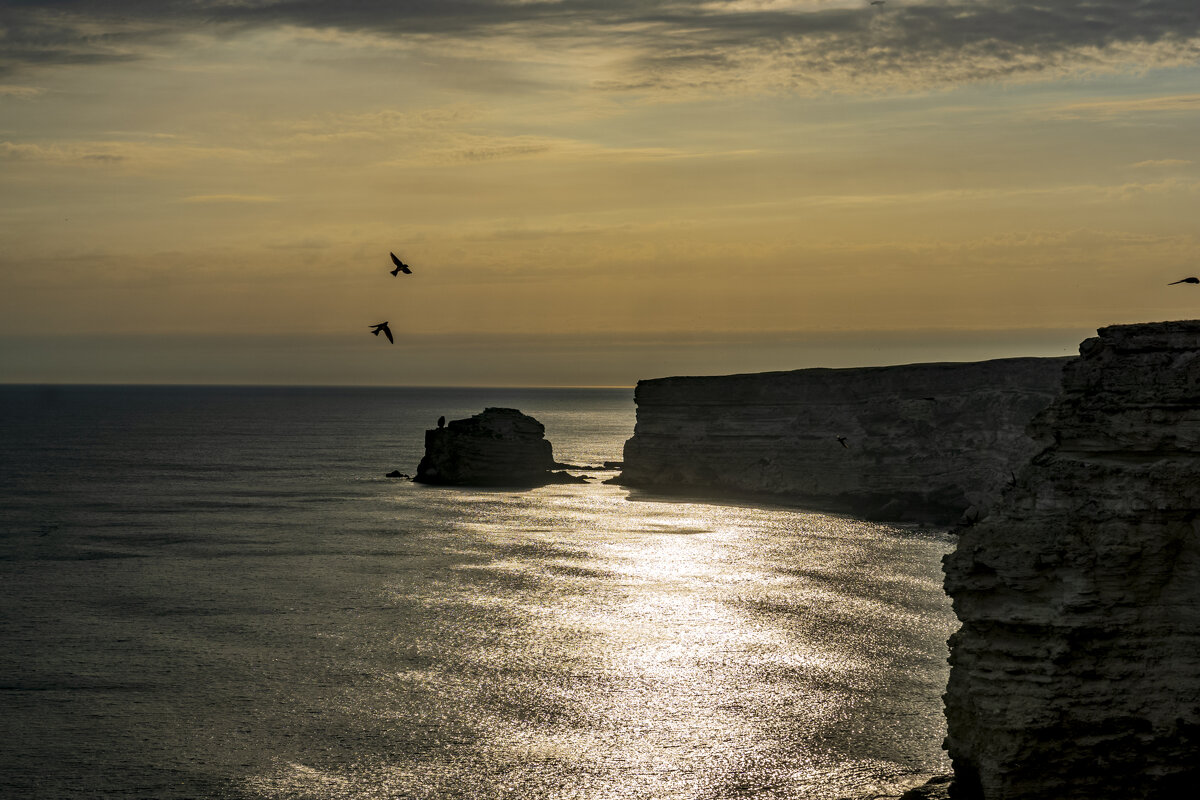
<box><xmin>870</xmin><ymin>1</ymin><xmax>885</xmax><ymax>5</ymax></box>
<box><xmin>437</xmin><ymin>416</ymin><xmax>446</xmax><ymax>428</ymax></box>
<box><xmin>836</xmin><ymin>435</ymin><xmax>848</xmax><ymax>448</ymax></box>
<box><xmin>390</xmin><ymin>252</ymin><xmax>412</xmax><ymax>276</ymax></box>
<box><xmin>1168</xmin><ymin>277</ymin><xmax>1199</xmax><ymax>285</ymax></box>
<box><xmin>369</xmin><ymin>322</ymin><xmax>394</xmax><ymax>343</ymax></box>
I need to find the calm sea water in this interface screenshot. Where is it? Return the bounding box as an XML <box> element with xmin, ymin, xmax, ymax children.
<box><xmin>0</xmin><ymin>386</ymin><xmax>956</xmax><ymax>799</ymax></box>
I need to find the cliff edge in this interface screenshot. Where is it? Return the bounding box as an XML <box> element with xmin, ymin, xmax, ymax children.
<box><xmin>943</xmin><ymin>321</ymin><xmax>1200</xmax><ymax>799</ymax></box>
<box><xmin>618</xmin><ymin>357</ymin><xmax>1069</xmax><ymax>523</ymax></box>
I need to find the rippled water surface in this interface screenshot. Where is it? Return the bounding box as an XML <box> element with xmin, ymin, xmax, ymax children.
<box><xmin>0</xmin><ymin>386</ymin><xmax>956</xmax><ymax>799</ymax></box>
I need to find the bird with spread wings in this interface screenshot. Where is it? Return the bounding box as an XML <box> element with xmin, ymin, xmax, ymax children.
<box><xmin>369</xmin><ymin>321</ymin><xmax>394</xmax><ymax>344</ymax></box>
<box><xmin>390</xmin><ymin>252</ymin><xmax>413</xmax><ymax>276</ymax></box>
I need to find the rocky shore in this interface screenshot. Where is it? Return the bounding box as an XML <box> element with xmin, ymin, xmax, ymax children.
<box><xmin>617</xmin><ymin>357</ymin><xmax>1068</xmax><ymax>523</ymax></box>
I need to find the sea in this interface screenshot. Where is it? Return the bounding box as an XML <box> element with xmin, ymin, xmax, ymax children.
<box><xmin>0</xmin><ymin>385</ymin><xmax>957</xmax><ymax>800</ymax></box>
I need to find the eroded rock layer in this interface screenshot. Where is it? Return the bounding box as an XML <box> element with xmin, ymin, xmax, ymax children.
<box><xmin>619</xmin><ymin>357</ymin><xmax>1068</xmax><ymax>522</ymax></box>
<box><xmin>943</xmin><ymin>321</ymin><xmax>1200</xmax><ymax>799</ymax></box>
<box><xmin>414</xmin><ymin>407</ymin><xmax>559</xmax><ymax>486</ymax></box>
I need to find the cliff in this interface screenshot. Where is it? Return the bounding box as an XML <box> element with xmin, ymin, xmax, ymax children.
<box><xmin>414</xmin><ymin>407</ymin><xmax>583</xmax><ymax>486</ymax></box>
<box><xmin>942</xmin><ymin>321</ymin><xmax>1200</xmax><ymax>798</ymax></box>
<box><xmin>618</xmin><ymin>357</ymin><xmax>1069</xmax><ymax>523</ymax></box>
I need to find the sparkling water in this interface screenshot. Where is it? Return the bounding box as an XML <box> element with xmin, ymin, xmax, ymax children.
<box><xmin>0</xmin><ymin>386</ymin><xmax>955</xmax><ymax>799</ymax></box>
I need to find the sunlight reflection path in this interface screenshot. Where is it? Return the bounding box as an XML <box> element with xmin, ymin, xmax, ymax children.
<box><xmin>247</xmin><ymin>483</ymin><xmax>955</xmax><ymax>800</ymax></box>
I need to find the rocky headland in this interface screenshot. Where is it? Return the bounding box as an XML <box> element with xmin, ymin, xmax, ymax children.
<box><xmin>617</xmin><ymin>357</ymin><xmax>1069</xmax><ymax>523</ymax></box>
<box><xmin>413</xmin><ymin>407</ymin><xmax>586</xmax><ymax>487</ymax></box>
<box><xmin>942</xmin><ymin>320</ymin><xmax>1200</xmax><ymax>798</ymax></box>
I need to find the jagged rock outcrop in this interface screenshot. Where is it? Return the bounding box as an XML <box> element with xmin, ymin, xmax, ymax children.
<box><xmin>943</xmin><ymin>321</ymin><xmax>1200</xmax><ymax>799</ymax></box>
<box><xmin>618</xmin><ymin>357</ymin><xmax>1069</xmax><ymax>523</ymax></box>
<box><xmin>413</xmin><ymin>407</ymin><xmax>584</xmax><ymax>486</ymax></box>
<box><xmin>901</xmin><ymin>776</ymin><xmax>954</xmax><ymax>800</ymax></box>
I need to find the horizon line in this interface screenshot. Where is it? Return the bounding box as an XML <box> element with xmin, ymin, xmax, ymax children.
<box><xmin>0</xmin><ymin>381</ymin><xmax>639</xmax><ymax>390</ymax></box>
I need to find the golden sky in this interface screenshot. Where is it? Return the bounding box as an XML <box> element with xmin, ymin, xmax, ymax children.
<box><xmin>2</xmin><ymin>0</ymin><xmax>1199</xmax><ymax>385</ymax></box>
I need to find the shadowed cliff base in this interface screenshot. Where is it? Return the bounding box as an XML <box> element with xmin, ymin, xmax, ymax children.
<box><xmin>943</xmin><ymin>320</ymin><xmax>1200</xmax><ymax>799</ymax></box>
<box><xmin>616</xmin><ymin>356</ymin><xmax>1070</xmax><ymax>525</ymax></box>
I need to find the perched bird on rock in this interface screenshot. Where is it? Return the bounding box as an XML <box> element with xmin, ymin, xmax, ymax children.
<box><xmin>390</xmin><ymin>252</ymin><xmax>412</xmax><ymax>276</ymax></box>
<box><xmin>1168</xmin><ymin>277</ymin><xmax>1199</xmax><ymax>285</ymax></box>
<box><xmin>438</xmin><ymin>416</ymin><xmax>446</xmax><ymax>428</ymax></box>
<box><xmin>369</xmin><ymin>322</ymin><xmax>394</xmax><ymax>343</ymax></box>
<box><xmin>836</xmin><ymin>435</ymin><xmax>848</xmax><ymax>448</ymax></box>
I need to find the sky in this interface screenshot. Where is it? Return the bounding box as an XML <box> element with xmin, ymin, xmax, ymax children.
<box><xmin>2</xmin><ymin>0</ymin><xmax>1199</xmax><ymax>386</ymax></box>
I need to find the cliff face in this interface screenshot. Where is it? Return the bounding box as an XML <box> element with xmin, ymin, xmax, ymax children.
<box><xmin>619</xmin><ymin>357</ymin><xmax>1069</xmax><ymax>522</ymax></box>
<box><xmin>943</xmin><ymin>321</ymin><xmax>1200</xmax><ymax>799</ymax></box>
<box><xmin>414</xmin><ymin>407</ymin><xmax>559</xmax><ymax>486</ymax></box>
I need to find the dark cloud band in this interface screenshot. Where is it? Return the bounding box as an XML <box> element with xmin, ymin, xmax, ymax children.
<box><xmin>2</xmin><ymin>1</ymin><xmax>1198</xmax><ymax>88</ymax></box>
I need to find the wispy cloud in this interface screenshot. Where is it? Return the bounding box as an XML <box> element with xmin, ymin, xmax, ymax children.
<box><xmin>1050</xmin><ymin>94</ymin><xmax>1200</xmax><ymax>119</ymax></box>
<box><xmin>0</xmin><ymin>84</ymin><xmax>44</xmax><ymax>97</ymax></box>
<box><xmin>766</xmin><ymin>176</ymin><xmax>1200</xmax><ymax>210</ymax></box>
<box><xmin>1</xmin><ymin>1</ymin><xmax>1197</xmax><ymax>94</ymax></box>
<box><xmin>1130</xmin><ymin>158</ymin><xmax>1193</xmax><ymax>169</ymax></box>
<box><xmin>269</xmin><ymin>107</ymin><xmax>696</xmax><ymax>166</ymax></box>
<box><xmin>0</xmin><ymin>138</ymin><xmax>284</xmax><ymax>168</ymax></box>
<box><xmin>180</xmin><ymin>194</ymin><xmax>280</xmax><ymax>204</ymax></box>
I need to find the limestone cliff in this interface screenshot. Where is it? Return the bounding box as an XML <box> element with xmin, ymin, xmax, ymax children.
<box><xmin>618</xmin><ymin>357</ymin><xmax>1069</xmax><ymax>523</ymax></box>
<box><xmin>414</xmin><ymin>407</ymin><xmax>581</xmax><ymax>486</ymax></box>
<box><xmin>942</xmin><ymin>321</ymin><xmax>1200</xmax><ymax>798</ymax></box>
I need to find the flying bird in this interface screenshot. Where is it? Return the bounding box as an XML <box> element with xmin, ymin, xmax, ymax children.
<box><xmin>369</xmin><ymin>322</ymin><xmax>394</xmax><ymax>344</ymax></box>
<box><xmin>1168</xmin><ymin>277</ymin><xmax>1199</xmax><ymax>285</ymax></box>
<box><xmin>390</xmin><ymin>252</ymin><xmax>412</xmax><ymax>276</ymax></box>
<box><xmin>836</xmin><ymin>435</ymin><xmax>848</xmax><ymax>448</ymax></box>
<box><xmin>870</xmin><ymin>1</ymin><xmax>885</xmax><ymax>5</ymax></box>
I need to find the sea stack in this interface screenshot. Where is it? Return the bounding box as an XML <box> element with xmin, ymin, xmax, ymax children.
<box><xmin>413</xmin><ymin>407</ymin><xmax>581</xmax><ymax>487</ymax></box>
<box><xmin>942</xmin><ymin>321</ymin><xmax>1200</xmax><ymax>798</ymax></box>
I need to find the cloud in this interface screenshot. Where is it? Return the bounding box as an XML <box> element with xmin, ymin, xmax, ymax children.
<box><xmin>0</xmin><ymin>84</ymin><xmax>44</xmax><ymax>97</ymax></box>
<box><xmin>0</xmin><ymin>1</ymin><xmax>1196</xmax><ymax>94</ymax></box>
<box><xmin>1130</xmin><ymin>158</ymin><xmax>1193</xmax><ymax>169</ymax></box>
<box><xmin>0</xmin><ymin>138</ymin><xmax>284</xmax><ymax>168</ymax></box>
<box><xmin>751</xmin><ymin>176</ymin><xmax>1200</xmax><ymax>211</ymax></box>
<box><xmin>270</xmin><ymin>107</ymin><xmax>694</xmax><ymax>166</ymax></box>
<box><xmin>180</xmin><ymin>194</ymin><xmax>280</xmax><ymax>204</ymax></box>
<box><xmin>1050</xmin><ymin>93</ymin><xmax>1200</xmax><ymax>119</ymax></box>
<box><xmin>0</xmin><ymin>141</ymin><xmax>124</xmax><ymax>164</ymax></box>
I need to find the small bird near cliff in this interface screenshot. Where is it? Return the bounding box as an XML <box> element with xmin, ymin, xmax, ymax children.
<box><xmin>369</xmin><ymin>321</ymin><xmax>393</xmax><ymax>343</ymax></box>
<box><xmin>836</xmin><ymin>435</ymin><xmax>848</xmax><ymax>448</ymax></box>
<box><xmin>390</xmin><ymin>253</ymin><xmax>412</xmax><ymax>276</ymax></box>
<box><xmin>437</xmin><ymin>416</ymin><xmax>446</xmax><ymax>428</ymax></box>
<box><xmin>1168</xmin><ymin>277</ymin><xmax>1199</xmax><ymax>285</ymax></box>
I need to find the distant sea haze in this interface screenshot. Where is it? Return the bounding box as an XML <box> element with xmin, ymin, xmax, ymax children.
<box><xmin>0</xmin><ymin>327</ymin><xmax>1093</xmax><ymax>388</ymax></box>
<box><xmin>0</xmin><ymin>385</ymin><xmax>955</xmax><ymax>799</ymax></box>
